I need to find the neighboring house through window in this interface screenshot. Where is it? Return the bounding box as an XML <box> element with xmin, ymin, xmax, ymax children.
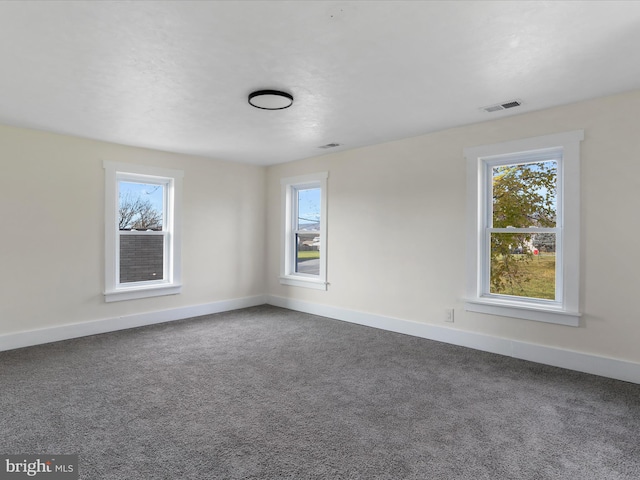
<box><xmin>104</xmin><ymin>161</ymin><xmax>183</xmax><ymax>302</ymax></box>
<box><xmin>280</xmin><ymin>172</ymin><xmax>328</xmax><ymax>290</ymax></box>
<box><xmin>464</xmin><ymin>130</ymin><xmax>584</xmax><ymax>326</ymax></box>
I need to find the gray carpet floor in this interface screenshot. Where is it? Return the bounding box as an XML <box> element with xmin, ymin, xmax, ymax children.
<box><xmin>1</xmin><ymin>305</ymin><xmax>639</xmax><ymax>479</ymax></box>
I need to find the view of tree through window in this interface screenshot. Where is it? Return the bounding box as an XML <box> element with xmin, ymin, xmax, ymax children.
<box><xmin>118</xmin><ymin>182</ymin><xmax>164</xmax><ymax>230</ymax></box>
<box><xmin>490</xmin><ymin>160</ymin><xmax>557</xmax><ymax>299</ymax></box>
<box><xmin>118</xmin><ymin>181</ymin><xmax>165</xmax><ymax>283</ymax></box>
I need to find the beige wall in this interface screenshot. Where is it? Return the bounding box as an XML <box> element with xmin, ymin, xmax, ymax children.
<box><xmin>0</xmin><ymin>125</ymin><xmax>266</xmax><ymax>335</ymax></box>
<box><xmin>2</xmin><ymin>90</ymin><xmax>638</xmax><ymax>365</ymax></box>
<box><xmin>266</xmin><ymin>90</ymin><xmax>640</xmax><ymax>364</ymax></box>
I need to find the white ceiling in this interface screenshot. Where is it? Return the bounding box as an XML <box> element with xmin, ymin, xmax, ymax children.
<box><xmin>1</xmin><ymin>1</ymin><xmax>640</xmax><ymax>166</ymax></box>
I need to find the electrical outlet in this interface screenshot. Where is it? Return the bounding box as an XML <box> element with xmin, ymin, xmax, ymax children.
<box><xmin>444</xmin><ymin>308</ymin><xmax>454</xmax><ymax>323</ymax></box>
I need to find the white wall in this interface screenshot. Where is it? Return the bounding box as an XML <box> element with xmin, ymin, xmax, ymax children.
<box><xmin>266</xmin><ymin>90</ymin><xmax>640</xmax><ymax>365</ymax></box>
<box><xmin>0</xmin><ymin>125</ymin><xmax>266</xmax><ymax>337</ymax></box>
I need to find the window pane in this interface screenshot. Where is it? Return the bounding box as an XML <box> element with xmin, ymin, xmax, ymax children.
<box><xmin>296</xmin><ymin>187</ymin><xmax>321</xmax><ymax>231</ymax></box>
<box><xmin>118</xmin><ymin>181</ymin><xmax>164</xmax><ymax>231</ymax></box>
<box><xmin>489</xmin><ymin>232</ymin><xmax>555</xmax><ymax>300</ymax></box>
<box><xmin>120</xmin><ymin>234</ymin><xmax>164</xmax><ymax>283</ymax></box>
<box><xmin>296</xmin><ymin>232</ymin><xmax>320</xmax><ymax>275</ymax></box>
<box><xmin>492</xmin><ymin>161</ymin><xmax>557</xmax><ymax>228</ymax></box>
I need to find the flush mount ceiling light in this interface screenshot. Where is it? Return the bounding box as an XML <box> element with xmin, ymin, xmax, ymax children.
<box><xmin>248</xmin><ymin>90</ymin><xmax>293</xmax><ymax>110</ymax></box>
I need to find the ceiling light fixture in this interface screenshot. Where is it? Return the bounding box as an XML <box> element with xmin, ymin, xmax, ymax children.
<box><xmin>248</xmin><ymin>90</ymin><xmax>293</xmax><ymax>110</ymax></box>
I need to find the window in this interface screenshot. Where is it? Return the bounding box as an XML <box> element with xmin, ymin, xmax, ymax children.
<box><xmin>464</xmin><ymin>131</ymin><xmax>583</xmax><ymax>326</ymax></box>
<box><xmin>280</xmin><ymin>172</ymin><xmax>328</xmax><ymax>290</ymax></box>
<box><xmin>104</xmin><ymin>162</ymin><xmax>183</xmax><ymax>302</ymax></box>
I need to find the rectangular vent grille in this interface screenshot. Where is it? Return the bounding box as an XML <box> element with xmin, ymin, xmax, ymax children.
<box><xmin>501</xmin><ymin>100</ymin><xmax>521</xmax><ymax>109</ymax></box>
<box><xmin>482</xmin><ymin>99</ymin><xmax>522</xmax><ymax>113</ymax></box>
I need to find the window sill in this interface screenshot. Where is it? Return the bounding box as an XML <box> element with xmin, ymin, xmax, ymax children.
<box><xmin>104</xmin><ymin>284</ymin><xmax>182</xmax><ymax>303</ymax></box>
<box><xmin>279</xmin><ymin>276</ymin><xmax>327</xmax><ymax>290</ymax></box>
<box><xmin>464</xmin><ymin>298</ymin><xmax>580</xmax><ymax>327</ymax></box>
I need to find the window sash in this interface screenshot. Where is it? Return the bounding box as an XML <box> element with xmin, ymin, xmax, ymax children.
<box><xmin>116</xmin><ymin>175</ymin><xmax>170</xmax><ymax>233</ymax></box>
<box><xmin>481</xmin><ymin>227</ymin><xmax>563</xmax><ymax>304</ymax></box>
<box><xmin>483</xmin><ymin>151</ymin><xmax>563</xmax><ymax>228</ymax></box>
<box><xmin>116</xmin><ymin>230</ymin><xmax>171</xmax><ymax>288</ymax></box>
<box><xmin>294</xmin><ymin>230</ymin><xmax>321</xmax><ymax>277</ymax></box>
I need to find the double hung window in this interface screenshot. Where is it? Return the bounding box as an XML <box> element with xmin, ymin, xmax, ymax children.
<box><xmin>104</xmin><ymin>162</ymin><xmax>183</xmax><ymax>302</ymax></box>
<box><xmin>464</xmin><ymin>131</ymin><xmax>583</xmax><ymax>325</ymax></box>
<box><xmin>280</xmin><ymin>172</ymin><xmax>328</xmax><ymax>290</ymax></box>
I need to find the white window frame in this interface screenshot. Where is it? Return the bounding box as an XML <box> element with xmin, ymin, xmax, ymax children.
<box><xmin>463</xmin><ymin>130</ymin><xmax>584</xmax><ymax>326</ymax></box>
<box><xmin>104</xmin><ymin>161</ymin><xmax>183</xmax><ymax>302</ymax></box>
<box><xmin>280</xmin><ymin>172</ymin><xmax>328</xmax><ymax>290</ymax></box>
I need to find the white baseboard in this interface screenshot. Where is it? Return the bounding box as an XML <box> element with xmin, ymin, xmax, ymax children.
<box><xmin>5</xmin><ymin>294</ymin><xmax>638</xmax><ymax>385</ymax></box>
<box><xmin>267</xmin><ymin>295</ymin><xmax>640</xmax><ymax>385</ymax></box>
<box><xmin>0</xmin><ymin>295</ymin><xmax>267</xmax><ymax>352</ymax></box>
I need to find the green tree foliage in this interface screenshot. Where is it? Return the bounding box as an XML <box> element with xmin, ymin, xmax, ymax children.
<box><xmin>490</xmin><ymin>161</ymin><xmax>556</xmax><ymax>296</ymax></box>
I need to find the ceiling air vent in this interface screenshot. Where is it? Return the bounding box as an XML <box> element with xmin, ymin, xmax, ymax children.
<box><xmin>319</xmin><ymin>143</ymin><xmax>341</xmax><ymax>149</ymax></box>
<box><xmin>482</xmin><ymin>99</ymin><xmax>522</xmax><ymax>113</ymax></box>
<box><xmin>501</xmin><ymin>100</ymin><xmax>521</xmax><ymax>109</ymax></box>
